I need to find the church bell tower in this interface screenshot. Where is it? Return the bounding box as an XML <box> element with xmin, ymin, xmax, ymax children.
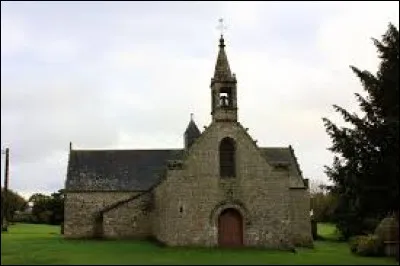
<box><xmin>210</xmin><ymin>35</ymin><xmax>238</xmax><ymax>123</ymax></box>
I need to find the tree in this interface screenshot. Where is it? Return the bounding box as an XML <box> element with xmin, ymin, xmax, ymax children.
<box><xmin>28</xmin><ymin>190</ymin><xmax>64</xmax><ymax>225</ymax></box>
<box><xmin>309</xmin><ymin>179</ymin><xmax>329</xmax><ymax>195</ymax></box>
<box><xmin>310</xmin><ymin>191</ymin><xmax>338</xmax><ymax>223</ymax></box>
<box><xmin>28</xmin><ymin>193</ymin><xmax>51</xmax><ymax>205</ymax></box>
<box><xmin>29</xmin><ymin>193</ymin><xmax>52</xmax><ymax>224</ymax></box>
<box><xmin>49</xmin><ymin>189</ymin><xmax>64</xmax><ymax>225</ymax></box>
<box><xmin>322</xmin><ymin>23</ymin><xmax>399</xmax><ymax>238</ymax></box>
<box><xmin>309</xmin><ymin>180</ymin><xmax>338</xmax><ymax>223</ymax></box>
<box><xmin>1</xmin><ymin>188</ymin><xmax>28</xmax><ymax>221</ymax></box>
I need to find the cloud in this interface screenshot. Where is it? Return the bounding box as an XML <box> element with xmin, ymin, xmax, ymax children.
<box><xmin>0</xmin><ymin>14</ymin><xmax>28</xmax><ymax>56</ymax></box>
<box><xmin>1</xmin><ymin>1</ymin><xmax>399</xmax><ymax>198</ymax></box>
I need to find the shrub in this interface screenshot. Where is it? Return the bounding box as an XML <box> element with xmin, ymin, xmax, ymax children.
<box><xmin>349</xmin><ymin>234</ymin><xmax>384</xmax><ymax>257</ymax></box>
<box><xmin>349</xmin><ymin>236</ymin><xmax>360</xmax><ymax>253</ymax></box>
<box><xmin>38</xmin><ymin>210</ymin><xmax>53</xmax><ymax>224</ymax></box>
<box><xmin>12</xmin><ymin>212</ymin><xmax>34</xmax><ymax>224</ymax></box>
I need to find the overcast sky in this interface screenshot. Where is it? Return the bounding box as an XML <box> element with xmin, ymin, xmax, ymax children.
<box><xmin>1</xmin><ymin>1</ymin><xmax>399</xmax><ymax>200</ymax></box>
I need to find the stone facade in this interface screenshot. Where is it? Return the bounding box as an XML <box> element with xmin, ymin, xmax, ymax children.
<box><xmin>64</xmin><ymin>35</ymin><xmax>313</xmax><ymax>249</ymax></box>
<box><xmin>153</xmin><ymin>122</ymin><xmax>298</xmax><ymax>248</ymax></box>
<box><xmin>103</xmin><ymin>193</ymin><xmax>153</xmax><ymax>239</ymax></box>
<box><xmin>64</xmin><ymin>192</ymin><xmax>136</xmax><ymax>238</ymax></box>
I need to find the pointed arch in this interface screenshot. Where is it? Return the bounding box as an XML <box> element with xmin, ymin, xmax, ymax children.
<box><xmin>219</xmin><ymin>137</ymin><xmax>236</xmax><ymax>177</ymax></box>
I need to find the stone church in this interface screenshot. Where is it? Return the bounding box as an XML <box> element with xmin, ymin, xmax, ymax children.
<box><xmin>64</xmin><ymin>35</ymin><xmax>313</xmax><ymax>249</ymax></box>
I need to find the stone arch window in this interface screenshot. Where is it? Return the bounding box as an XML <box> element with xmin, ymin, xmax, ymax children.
<box><xmin>219</xmin><ymin>137</ymin><xmax>236</xmax><ymax>177</ymax></box>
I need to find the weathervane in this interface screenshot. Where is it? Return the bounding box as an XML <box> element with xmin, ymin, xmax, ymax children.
<box><xmin>217</xmin><ymin>18</ymin><xmax>227</xmax><ymax>36</ymax></box>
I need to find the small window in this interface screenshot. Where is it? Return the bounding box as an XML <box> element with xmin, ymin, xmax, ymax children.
<box><xmin>179</xmin><ymin>206</ymin><xmax>183</xmax><ymax>213</ymax></box>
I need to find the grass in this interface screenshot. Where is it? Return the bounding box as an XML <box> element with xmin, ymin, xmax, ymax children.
<box><xmin>317</xmin><ymin>222</ymin><xmax>342</xmax><ymax>241</ymax></box>
<box><xmin>1</xmin><ymin>223</ymin><xmax>398</xmax><ymax>265</ymax></box>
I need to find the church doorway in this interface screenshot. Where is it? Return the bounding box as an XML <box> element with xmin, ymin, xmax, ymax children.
<box><xmin>218</xmin><ymin>208</ymin><xmax>243</xmax><ymax>247</ymax></box>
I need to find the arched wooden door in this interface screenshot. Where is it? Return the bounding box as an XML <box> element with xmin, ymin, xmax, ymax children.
<box><xmin>218</xmin><ymin>208</ymin><xmax>243</xmax><ymax>247</ymax></box>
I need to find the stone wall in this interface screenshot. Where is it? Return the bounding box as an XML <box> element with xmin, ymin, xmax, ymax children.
<box><xmin>64</xmin><ymin>192</ymin><xmax>136</xmax><ymax>238</ymax></box>
<box><xmin>154</xmin><ymin>121</ymin><xmax>297</xmax><ymax>249</ymax></box>
<box><xmin>289</xmin><ymin>188</ymin><xmax>313</xmax><ymax>247</ymax></box>
<box><xmin>102</xmin><ymin>193</ymin><xmax>153</xmax><ymax>239</ymax></box>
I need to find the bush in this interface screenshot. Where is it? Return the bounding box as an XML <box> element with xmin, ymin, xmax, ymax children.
<box><xmin>37</xmin><ymin>210</ymin><xmax>53</xmax><ymax>224</ymax></box>
<box><xmin>12</xmin><ymin>212</ymin><xmax>34</xmax><ymax>224</ymax></box>
<box><xmin>349</xmin><ymin>236</ymin><xmax>360</xmax><ymax>253</ymax></box>
<box><xmin>349</xmin><ymin>234</ymin><xmax>384</xmax><ymax>257</ymax></box>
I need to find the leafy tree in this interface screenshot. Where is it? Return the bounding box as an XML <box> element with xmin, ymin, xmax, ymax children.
<box><xmin>311</xmin><ymin>191</ymin><xmax>338</xmax><ymax>223</ymax></box>
<box><xmin>29</xmin><ymin>193</ymin><xmax>51</xmax><ymax>205</ymax></box>
<box><xmin>1</xmin><ymin>188</ymin><xmax>28</xmax><ymax>221</ymax></box>
<box><xmin>29</xmin><ymin>190</ymin><xmax>64</xmax><ymax>225</ymax></box>
<box><xmin>49</xmin><ymin>189</ymin><xmax>64</xmax><ymax>225</ymax></box>
<box><xmin>29</xmin><ymin>193</ymin><xmax>52</xmax><ymax>224</ymax></box>
<box><xmin>322</xmin><ymin>23</ymin><xmax>399</xmax><ymax>238</ymax></box>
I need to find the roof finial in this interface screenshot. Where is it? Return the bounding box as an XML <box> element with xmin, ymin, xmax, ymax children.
<box><xmin>217</xmin><ymin>18</ymin><xmax>227</xmax><ymax>48</ymax></box>
<box><xmin>217</xmin><ymin>18</ymin><xmax>227</xmax><ymax>36</ymax></box>
<box><xmin>190</xmin><ymin>113</ymin><xmax>194</xmax><ymax>121</ymax></box>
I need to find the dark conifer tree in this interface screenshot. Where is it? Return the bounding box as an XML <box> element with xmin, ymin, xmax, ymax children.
<box><xmin>323</xmin><ymin>23</ymin><xmax>399</xmax><ymax>238</ymax></box>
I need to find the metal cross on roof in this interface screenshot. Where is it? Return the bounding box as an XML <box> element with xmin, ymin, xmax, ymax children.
<box><xmin>217</xmin><ymin>18</ymin><xmax>227</xmax><ymax>36</ymax></box>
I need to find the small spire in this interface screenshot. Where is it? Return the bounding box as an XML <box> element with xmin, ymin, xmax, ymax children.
<box><xmin>184</xmin><ymin>114</ymin><xmax>201</xmax><ymax>149</ymax></box>
<box><xmin>213</xmin><ymin>18</ymin><xmax>232</xmax><ymax>80</ymax></box>
<box><xmin>213</xmin><ymin>37</ymin><xmax>231</xmax><ymax>80</ymax></box>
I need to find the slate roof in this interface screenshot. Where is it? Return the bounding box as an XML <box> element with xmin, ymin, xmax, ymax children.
<box><xmin>66</xmin><ymin>149</ymin><xmax>184</xmax><ymax>191</ymax></box>
<box><xmin>260</xmin><ymin>147</ymin><xmax>293</xmax><ymax>164</ymax></box>
<box><xmin>66</xmin><ymin>147</ymin><xmax>302</xmax><ymax>192</ymax></box>
<box><xmin>260</xmin><ymin>147</ymin><xmax>302</xmax><ymax>173</ymax></box>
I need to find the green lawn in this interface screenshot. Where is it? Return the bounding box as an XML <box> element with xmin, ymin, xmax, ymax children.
<box><xmin>1</xmin><ymin>223</ymin><xmax>398</xmax><ymax>265</ymax></box>
<box><xmin>317</xmin><ymin>223</ymin><xmax>342</xmax><ymax>241</ymax></box>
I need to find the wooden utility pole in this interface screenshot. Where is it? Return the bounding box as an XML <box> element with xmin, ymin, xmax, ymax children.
<box><xmin>2</xmin><ymin>148</ymin><xmax>9</xmax><ymax>232</ymax></box>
